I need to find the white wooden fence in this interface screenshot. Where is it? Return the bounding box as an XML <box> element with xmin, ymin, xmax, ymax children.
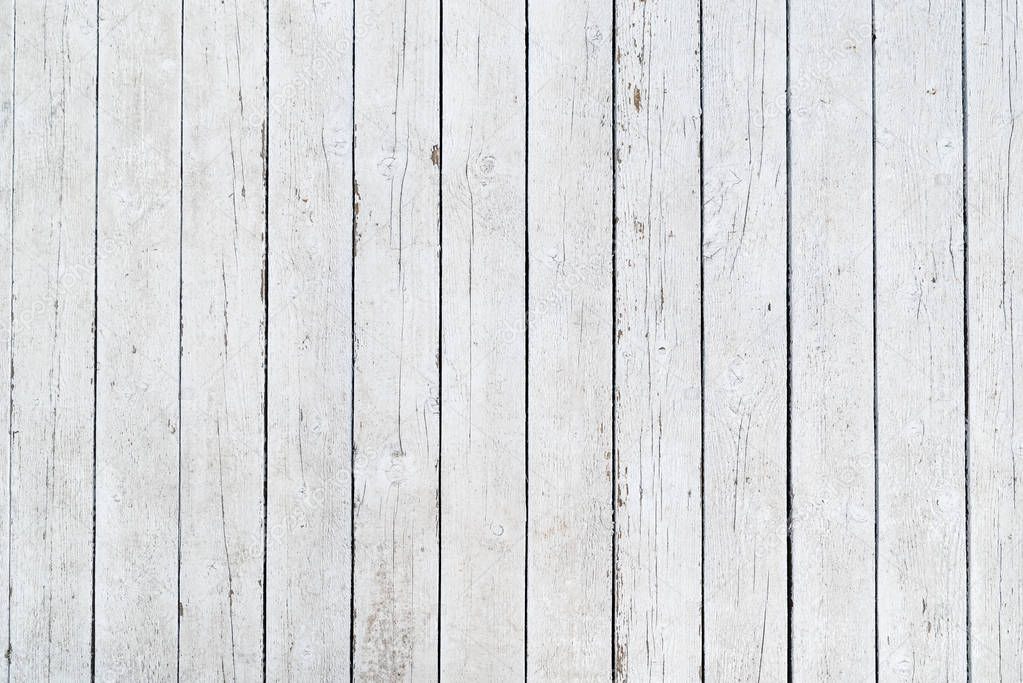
<box><xmin>0</xmin><ymin>0</ymin><xmax>1014</xmax><ymax>680</ymax></box>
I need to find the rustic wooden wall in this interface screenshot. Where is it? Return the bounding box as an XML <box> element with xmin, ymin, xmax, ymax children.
<box><xmin>0</xmin><ymin>0</ymin><xmax>1014</xmax><ymax>679</ymax></box>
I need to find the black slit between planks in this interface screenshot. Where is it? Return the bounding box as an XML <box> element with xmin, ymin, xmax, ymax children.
<box><xmin>784</xmin><ymin>0</ymin><xmax>794</xmax><ymax>676</ymax></box>
<box><xmin>436</xmin><ymin>0</ymin><xmax>444</xmax><ymax>676</ymax></box>
<box><xmin>610</xmin><ymin>0</ymin><xmax>619</xmax><ymax>678</ymax></box>
<box><xmin>523</xmin><ymin>0</ymin><xmax>531</xmax><ymax>677</ymax></box>
<box><xmin>176</xmin><ymin>1</ymin><xmax>185</xmax><ymax>678</ymax></box>
<box><xmin>5</xmin><ymin>3</ymin><xmax>14</xmax><ymax>682</ymax></box>
<box><xmin>262</xmin><ymin>0</ymin><xmax>272</xmax><ymax>679</ymax></box>
<box><xmin>90</xmin><ymin>0</ymin><xmax>99</xmax><ymax>678</ymax></box>
<box><xmin>961</xmin><ymin>0</ymin><xmax>971</xmax><ymax>678</ymax></box>
<box><xmin>698</xmin><ymin>0</ymin><xmax>707</xmax><ymax>680</ymax></box>
<box><xmin>348</xmin><ymin>0</ymin><xmax>357</xmax><ymax>679</ymax></box>
<box><xmin>870</xmin><ymin>0</ymin><xmax>879</xmax><ymax>679</ymax></box>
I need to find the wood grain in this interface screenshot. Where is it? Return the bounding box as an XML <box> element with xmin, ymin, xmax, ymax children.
<box><xmin>179</xmin><ymin>0</ymin><xmax>266</xmax><ymax>678</ymax></box>
<box><xmin>352</xmin><ymin>0</ymin><xmax>440</xmax><ymax>678</ymax></box>
<box><xmin>0</xmin><ymin>0</ymin><xmax>16</xmax><ymax>677</ymax></box>
<box><xmin>789</xmin><ymin>1</ymin><xmax>875</xmax><ymax>679</ymax></box>
<box><xmin>439</xmin><ymin>0</ymin><xmax>526</xmax><ymax>678</ymax></box>
<box><xmin>966</xmin><ymin>0</ymin><xmax>1023</xmax><ymax>678</ymax></box>
<box><xmin>613</xmin><ymin>0</ymin><xmax>702</xmax><ymax>678</ymax></box>
<box><xmin>265</xmin><ymin>0</ymin><xmax>353</xmax><ymax>677</ymax></box>
<box><xmin>0</xmin><ymin>2</ymin><xmax>1003</xmax><ymax>678</ymax></box>
<box><xmin>875</xmin><ymin>0</ymin><xmax>967</xmax><ymax>678</ymax></box>
<box><xmin>8</xmin><ymin>1</ymin><xmax>95</xmax><ymax>678</ymax></box>
<box><xmin>701</xmin><ymin>0</ymin><xmax>788</xmax><ymax>678</ymax></box>
<box><xmin>94</xmin><ymin>1</ymin><xmax>181</xmax><ymax>678</ymax></box>
<box><xmin>526</xmin><ymin>0</ymin><xmax>614</xmax><ymax>678</ymax></box>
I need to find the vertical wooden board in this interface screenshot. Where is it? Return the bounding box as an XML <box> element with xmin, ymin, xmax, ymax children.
<box><xmin>0</xmin><ymin>0</ymin><xmax>13</xmax><ymax>676</ymax></box>
<box><xmin>265</xmin><ymin>0</ymin><xmax>352</xmax><ymax>678</ymax></box>
<box><xmin>439</xmin><ymin>0</ymin><xmax>526</xmax><ymax>678</ymax></box>
<box><xmin>526</xmin><ymin>0</ymin><xmax>613</xmax><ymax>678</ymax></box>
<box><xmin>965</xmin><ymin>1</ymin><xmax>1023</xmax><ymax>678</ymax></box>
<box><xmin>95</xmin><ymin>0</ymin><xmax>181</xmax><ymax>678</ymax></box>
<box><xmin>875</xmin><ymin>0</ymin><xmax>966</xmax><ymax>678</ymax></box>
<box><xmin>179</xmin><ymin>0</ymin><xmax>266</xmax><ymax>678</ymax></box>
<box><xmin>612</xmin><ymin>0</ymin><xmax>702</xmax><ymax>678</ymax></box>
<box><xmin>9</xmin><ymin>0</ymin><xmax>95</xmax><ymax>678</ymax></box>
<box><xmin>788</xmin><ymin>1</ymin><xmax>875</xmax><ymax>679</ymax></box>
<box><xmin>701</xmin><ymin>0</ymin><xmax>788</xmax><ymax>678</ymax></box>
<box><xmin>352</xmin><ymin>0</ymin><xmax>440</xmax><ymax>677</ymax></box>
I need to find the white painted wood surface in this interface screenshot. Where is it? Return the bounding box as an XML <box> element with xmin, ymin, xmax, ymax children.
<box><xmin>95</xmin><ymin>1</ymin><xmax>181</xmax><ymax>679</ymax></box>
<box><xmin>875</xmin><ymin>0</ymin><xmax>967</xmax><ymax>679</ymax></box>
<box><xmin>266</xmin><ymin>0</ymin><xmax>352</xmax><ymax>678</ymax></box>
<box><xmin>527</xmin><ymin>0</ymin><xmax>614</xmax><ymax>679</ymax></box>
<box><xmin>440</xmin><ymin>0</ymin><xmax>526</xmax><ymax>679</ymax></box>
<box><xmin>352</xmin><ymin>0</ymin><xmax>440</xmax><ymax>679</ymax></box>
<box><xmin>613</xmin><ymin>0</ymin><xmax>702</xmax><ymax>679</ymax></box>
<box><xmin>966</xmin><ymin>1</ymin><xmax>1023</xmax><ymax>679</ymax></box>
<box><xmin>789</xmin><ymin>1</ymin><xmax>875</xmax><ymax>679</ymax></box>
<box><xmin>180</xmin><ymin>0</ymin><xmax>266</xmax><ymax>678</ymax></box>
<box><xmin>0</xmin><ymin>0</ymin><xmax>11</xmax><ymax>675</ymax></box>
<box><xmin>702</xmin><ymin>0</ymin><xmax>788</xmax><ymax>679</ymax></box>
<box><xmin>9</xmin><ymin>0</ymin><xmax>94</xmax><ymax>678</ymax></box>
<box><xmin>0</xmin><ymin>0</ymin><xmax>1016</xmax><ymax>679</ymax></box>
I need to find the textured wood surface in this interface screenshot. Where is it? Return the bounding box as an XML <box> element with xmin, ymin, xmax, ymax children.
<box><xmin>789</xmin><ymin>1</ymin><xmax>874</xmax><ymax>679</ymax></box>
<box><xmin>702</xmin><ymin>0</ymin><xmax>788</xmax><ymax>678</ymax></box>
<box><xmin>266</xmin><ymin>0</ymin><xmax>352</xmax><ymax>677</ymax></box>
<box><xmin>613</xmin><ymin>0</ymin><xmax>702</xmax><ymax>678</ymax></box>
<box><xmin>526</xmin><ymin>0</ymin><xmax>613</xmax><ymax>678</ymax></box>
<box><xmin>95</xmin><ymin>2</ymin><xmax>181</xmax><ymax>678</ymax></box>
<box><xmin>0</xmin><ymin>0</ymin><xmax>1011</xmax><ymax>680</ymax></box>
<box><xmin>966</xmin><ymin>0</ymin><xmax>1023</xmax><ymax>678</ymax></box>
<box><xmin>10</xmin><ymin>1</ymin><xmax>94</xmax><ymax>678</ymax></box>
<box><xmin>179</xmin><ymin>0</ymin><xmax>267</xmax><ymax>678</ymax></box>
<box><xmin>440</xmin><ymin>0</ymin><xmax>526</xmax><ymax>678</ymax></box>
<box><xmin>875</xmin><ymin>0</ymin><xmax>967</xmax><ymax>678</ymax></box>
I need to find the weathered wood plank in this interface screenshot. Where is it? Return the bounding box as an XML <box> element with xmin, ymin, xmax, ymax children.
<box><xmin>265</xmin><ymin>0</ymin><xmax>353</xmax><ymax>677</ymax></box>
<box><xmin>439</xmin><ymin>0</ymin><xmax>526</xmax><ymax>678</ymax></box>
<box><xmin>94</xmin><ymin>1</ymin><xmax>181</xmax><ymax>678</ymax></box>
<box><xmin>701</xmin><ymin>0</ymin><xmax>788</xmax><ymax>677</ymax></box>
<box><xmin>0</xmin><ymin>0</ymin><xmax>15</xmax><ymax>677</ymax></box>
<box><xmin>179</xmin><ymin>0</ymin><xmax>266</xmax><ymax>678</ymax></box>
<box><xmin>612</xmin><ymin>0</ymin><xmax>702</xmax><ymax>678</ymax></box>
<box><xmin>875</xmin><ymin>0</ymin><xmax>967</xmax><ymax>678</ymax></box>
<box><xmin>8</xmin><ymin>1</ymin><xmax>96</xmax><ymax>677</ymax></box>
<box><xmin>789</xmin><ymin>1</ymin><xmax>875</xmax><ymax>679</ymax></box>
<box><xmin>965</xmin><ymin>0</ymin><xmax>1023</xmax><ymax>678</ymax></box>
<box><xmin>526</xmin><ymin>0</ymin><xmax>613</xmax><ymax>678</ymax></box>
<box><xmin>352</xmin><ymin>0</ymin><xmax>440</xmax><ymax>679</ymax></box>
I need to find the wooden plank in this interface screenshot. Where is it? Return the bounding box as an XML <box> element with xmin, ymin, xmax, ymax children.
<box><xmin>351</xmin><ymin>0</ymin><xmax>440</xmax><ymax>678</ymax></box>
<box><xmin>612</xmin><ymin>0</ymin><xmax>702</xmax><ymax>678</ymax></box>
<box><xmin>179</xmin><ymin>0</ymin><xmax>266</xmax><ymax>678</ymax></box>
<box><xmin>265</xmin><ymin>0</ymin><xmax>352</xmax><ymax>677</ymax></box>
<box><xmin>94</xmin><ymin>1</ymin><xmax>181</xmax><ymax>678</ymax></box>
<box><xmin>874</xmin><ymin>0</ymin><xmax>967</xmax><ymax>678</ymax></box>
<box><xmin>701</xmin><ymin>0</ymin><xmax>788</xmax><ymax>678</ymax></box>
<box><xmin>439</xmin><ymin>0</ymin><xmax>526</xmax><ymax>678</ymax></box>
<box><xmin>8</xmin><ymin>1</ymin><xmax>96</xmax><ymax>678</ymax></box>
<box><xmin>0</xmin><ymin>0</ymin><xmax>14</xmax><ymax>677</ymax></box>
<box><xmin>788</xmin><ymin>1</ymin><xmax>875</xmax><ymax>679</ymax></box>
<box><xmin>526</xmin><ymin>0</ymin><xmax>613</xmax><ymax>678</ymax></box>
<box><xmin>965</xmin><ymin>1</ymin><xmax>1023</xmax><ymax>678</ymax></box>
